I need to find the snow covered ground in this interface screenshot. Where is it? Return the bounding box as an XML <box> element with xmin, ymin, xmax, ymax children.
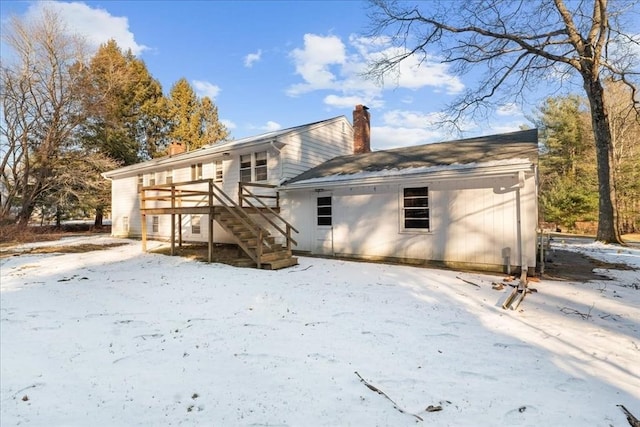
<box><xmin>1</xmin><ymin>236</ymin><xmax>638</xmax><ymax>426</ymax></box>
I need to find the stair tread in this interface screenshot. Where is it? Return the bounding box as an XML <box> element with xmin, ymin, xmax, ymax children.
<box><xmin>261</xmin><ymin>257</ymin><xmax>299</xmax><ymax>270</ymax></box>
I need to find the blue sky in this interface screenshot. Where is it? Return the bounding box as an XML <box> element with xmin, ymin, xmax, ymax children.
<box><xmin>0</xmin><ymin>0</ymin><xmax>598</xmax><ymax>150</ymax></box>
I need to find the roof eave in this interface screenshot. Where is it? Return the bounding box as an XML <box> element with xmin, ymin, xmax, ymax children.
<box><xmin>103</xmin><ymin>138</ymin><xmax>284</xmax><ymax>179</ymax></box>
<box><xmin>281</xmin><ymin>161</ymin><xmax>535</xmax><ymax>191</ymax></box>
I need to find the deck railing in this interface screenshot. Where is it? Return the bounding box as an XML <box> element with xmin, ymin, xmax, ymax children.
<box><xmin>238</xmin><ymin>182</ymin><xmax>298</xmax><ymax>252</ymax></box>
<box><xmin>139</xmin><ymin>179</ymin><xmax>297</xmax><ymax>265</ymax></box>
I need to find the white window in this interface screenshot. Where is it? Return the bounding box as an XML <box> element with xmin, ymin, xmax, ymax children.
<box><xmin>166</xmin><ymin>170</ymin><xmax>173</xmax><ymax>184</ymax></box>
<box><xmin>152</xmin><ymin>216</ymin><xmax>159</xmax><ymax>233</ymax></box>
<box><xmin>317</xmin><ymin>196</ymin><xmax>332</xmax><ymax>226</ymax></box>
<box><xmin>214</xmin><ymin>160</ymin><xmax>223</xmax><ymax>182</ymax></box>
<box><xmin>191</xmin><ymin>215</ymin><xmax>201</xmax><ymax>234</ymax></box>
<box><xmin>191</xmin><ymin>163</ymin><xmax>203</xmax><ymax>181</ymax></box>
<box><xmin>240</xmin><ymin>154</ymin><xmax>252</xmax><ymax>182</ymax></box>
<box><xmin>240</xmin><ymin>152</ymin><xmax>268</xmax><ymax>182</ymax></box>
<box><xmin>137</xmin><ymin>174</ymin><xmax>143</xmax><ymax>192</ymax></box>
<box><xmin>403</xmin><ymin>187</ymin><xmax>429</xmax><ymax>230</ymax></box>
<box><xmin>255</xmin><ymin>151</ymin><xmax>267</xmax><ymax>181</ymax></box>
<box><xmin>148</xmin><ymin>173</ymin><xmax>155</xmax><ymax>186</ymax></box>
<box><xmin>122</xmin><ymin>216</ymin><xmax>129</xmax><ymax>232</ymax></box>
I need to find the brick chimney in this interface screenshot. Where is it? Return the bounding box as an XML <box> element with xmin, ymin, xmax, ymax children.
<box><xmin>353</xmin><ymin>104</ymin><xmax>371</xmax><ymax>154</ymax></box>
<box><xmin>168</xmin><ymin>141</ymin><xmax>186</xmax><ymax>156</ymax></box>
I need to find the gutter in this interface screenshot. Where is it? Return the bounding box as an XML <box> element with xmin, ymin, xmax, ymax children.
<box><xmin>103</xmin><ymin>139</ymin><xmax>286</xmax><ymax>179</ymax></box>
<box><xmin>279</xmin><ymin>161</ymin><xmax>535</xmax><ymax>191</ymax></box>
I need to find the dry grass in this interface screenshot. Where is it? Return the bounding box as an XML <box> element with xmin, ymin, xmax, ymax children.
<box><xmin>150</xmin><ymin>243</ymin><xmax>248</xmax><ymax>264</ymax></box>
<box><xmin>622</xmin><ymin>233</ymin><xmax>640</xmax><ymax>243</ymax></box>
<box><xmin>0</xmin><ymin>223</ymin><xmax>111</xmax><ymax>247</ymax></box>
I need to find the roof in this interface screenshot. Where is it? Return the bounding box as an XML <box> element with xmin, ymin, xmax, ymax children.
<box><xmin>283</xmin><ymin>129</ymin><xmax>538</xmax><ymax>186</ymax></box>
<box><xmin>103</xmin><ymin>115</ymin><xmax>347</xmax><ymax>178</ymax></box>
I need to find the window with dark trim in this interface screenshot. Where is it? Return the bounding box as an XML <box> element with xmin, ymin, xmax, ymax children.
<box><xmin>403</xmin><ymin>187</ymin><xmax>429</xmax><ymax>230</ymax></box>
<box><xmin>152</xmin><ymin>216</ymin><xmax>159</xmax><ymax>233</ymax></box>
<box><xmin>317</xmin><ymin>196</ymin><xmax>332</xmax><ymax>226</ymax></box>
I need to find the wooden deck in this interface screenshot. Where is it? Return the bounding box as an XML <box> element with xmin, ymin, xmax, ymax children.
<box><xmin>139</xmin><ymin>180</ymin><xmax>298</xmax><ymax>270</ymax></box>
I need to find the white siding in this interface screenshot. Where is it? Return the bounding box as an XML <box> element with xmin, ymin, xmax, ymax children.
<box><xmin>111</xmin><ymin>176</ymin><xmax>140</xmax><ymax>237</ymax></box>
<box><xmin>284</xmin><ymin>172</ymin><xmax>537</xmax><ymax>271</ymax></box>
<box><xmin>281</xmin><ymin>118</ymin><xmax>352</xmax><ymax>181</ymax></box>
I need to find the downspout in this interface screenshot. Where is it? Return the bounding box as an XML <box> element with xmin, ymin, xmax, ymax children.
<box><xmin>516</xmin><ymin>170</ymin><xmax>526</xmax><ymax>275</ymax></box>
<box><xmin>269</xmin><ymin>140</ymin><xmax>283</xmax><ymax>182</ymax></box>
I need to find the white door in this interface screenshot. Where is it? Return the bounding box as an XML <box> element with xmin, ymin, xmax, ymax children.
<box><xmin>314</xmin><ymin>194</ymin><xmax>333</xmax><ymax>255</ymax></box>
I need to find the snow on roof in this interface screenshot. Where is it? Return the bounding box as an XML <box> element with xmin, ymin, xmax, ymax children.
<box><xmin>285</xmin><ymin>158</ymin><xmax>533</xmax><ymax>187</ymax></box>
<box><xmin>284</xmin><ymin>129</ymin><xmax>538</xmax><ymax>187</ymax></box>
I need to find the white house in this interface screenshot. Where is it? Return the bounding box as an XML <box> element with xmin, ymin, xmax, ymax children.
<box><xmin>103</xmin><ymin>105</ymin><xmax>539</xmax><ymax>273</ymax></box>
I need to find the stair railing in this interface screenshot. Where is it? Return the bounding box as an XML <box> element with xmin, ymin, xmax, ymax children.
<box><xmin>238</xmin><ymin>183</ymin><xmax>298</xmax><ymax>252</ymax></box>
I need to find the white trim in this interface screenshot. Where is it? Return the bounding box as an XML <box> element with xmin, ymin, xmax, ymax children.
<box><xmin>281</xmin><ymin>160</ymin><xmax>534</xmax><ymax>191</ymax></box>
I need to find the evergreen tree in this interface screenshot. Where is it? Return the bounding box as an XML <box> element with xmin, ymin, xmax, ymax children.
<box><xmin>167</xmin><ymin>78</ymin><xmax>202</xmax><ymax>150</ymax></box>
<box><xmin>537</xmin><ymin>96</ymin><xmax>598</xmax><ymax>229</ymax></box>
<box><xmin>200</xmin><ymin>96</ymin><xmax>229</xmax><ymax>145</ymax></box>
<box><xmin>167</xmin><ymin>78</ymin><xmax>229</xmax><ymax>151</ymax></box>
<box><xmin>79</xmin><ymin>40</ymin><xmax>167</xmax><ymax>164</ymax></box>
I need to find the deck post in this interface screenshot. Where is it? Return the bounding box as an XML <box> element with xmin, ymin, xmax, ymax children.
<box><xmin>256</xmin><ymin>229</ymin><xmax>263</xmax><ymax>269</ymax></box>
<box><xmin>178</xmin><ymin>189</ymin><xmax>183</xmax><ymax>248</ymax></box>
<box><xmin>208</xmin><ymin>180</ymin><xmax>214</xmax><ymax>263</ymax></box>
<box><xmin>140</xmin><ymin>188</ymin><xmax>147</xmax><ymax>252</ymax></box>
<box><xmin>286</xmin><ymin>225</ymin><xmax>291</xmax><ymax>252</ymax></box>
<box><xmin>170</xmin><ymin>185</ymin><xmax>176</xmax><ymax>256</ymax></box>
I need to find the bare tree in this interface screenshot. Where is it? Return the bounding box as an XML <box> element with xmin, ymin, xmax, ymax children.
<box><xmin>366</xmin><ymin>0</ymin><xmax>639</xmax><ymax>243</ymax></box>
<box><xmin>1</xmin><ymin>7</ymin><xmax>88</xmax><ymax>226</ymax></box>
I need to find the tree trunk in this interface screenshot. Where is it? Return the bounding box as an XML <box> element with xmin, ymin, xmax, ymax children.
<box><xmin>94</xmin><ymin>206</ymin><xmax>104</xmax><ymax>228</ymax></box>
<box><xmin>55</xmin><ymin>208</ymin><xmax>62</xmax><ymax>228</ymax></box>
<box><xmin>583</xmin><ymin>76</ymin><xmax>623</xmax><ymax>244</ymax></box>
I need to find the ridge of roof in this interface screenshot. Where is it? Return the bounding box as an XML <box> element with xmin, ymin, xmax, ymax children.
<box><xmin>283</xmin><ymin>129</ymin><xmax>538</xmax><ymax>186</ymax></box>
<box><xmin>104</xmin><ymin>115</ymin><xmax>348</xmax><ymax>177</ymax></box>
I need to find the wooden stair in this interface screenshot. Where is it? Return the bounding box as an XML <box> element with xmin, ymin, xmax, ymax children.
<box><xmin>215</xmin><ymin>208</ymin><xmax>298</xmax><ymax>270</ymax></box>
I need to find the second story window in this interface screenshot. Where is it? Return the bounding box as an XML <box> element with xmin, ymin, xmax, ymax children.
<box><xmin>240</xmin><ymin>152</ymin><xmax>268</xmax><ymax>182</ymax></box>
<box><xmin>255</xmin><ymin>151</ymin><xmax>267</xmax><ymax>181</ymax></box>
<box><xmin>191</xmin><ymin>163</ymin><xmax>202</xmax><ymax>181</ymax></box>
<box><xmin>214</xmin><ymin>160</ymin><xmax>223</xmax><ymax>182</ymax></box>
<box><xmin>240</xmin><ymin>154</ymin><xmax>252</xmax><ymax>182</ymax></box>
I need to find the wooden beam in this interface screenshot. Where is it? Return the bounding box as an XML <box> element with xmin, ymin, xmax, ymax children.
<box><xmin>208</xmin><ymin>181</ymin><xmax>214</xmax><ymax>263</ymax></box>
<box><xmin>140</xmin><ymin>190</ymin><xmax>147</xmax><ymax>252</ymax></box>
<box><xmin>170</xmin><ymin>185</ymin><xmax>175</xmax><ymax>256</ymax></box>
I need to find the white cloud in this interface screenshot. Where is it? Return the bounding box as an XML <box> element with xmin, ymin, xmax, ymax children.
<box><xmin>286</xmin><ymin>33</ymin><xmax>464</xmax><ymax>110</ymax></box>
<box><xmin>262</xmin><ymin>121</ymin><xmax>282</xmax><ymax>132</ymax></box>
<box><xmin>371</xmin><ymin>126</ymin><xmax>447</xmax><ymax>150</ymax></box>
<box><xmin>324</xmin><ymin>94</ymin><xmax>383</xmax><ymax>109</ymax></box>
<box><xmin>382</xmin><ymin>110</ymin><xmax>447</xmax><ymax>128</ymax></box>
<box><xmin>244</xmin><ymin>49</ymin><xmax>262</xmax><ymax>68</ymax></box>
<box><xmin>496</xmin><ymin>103</ymin><xmax>523</xmax><ymax>117</ymax></box>
<box><xmin>221</xmin><ymin>119</ymin><xmax>236</xmax><ymax>130</ymax></box>
<box><xmin>25</xmin><ymin>1</ymin><xmax>147</xmax><ymax>55</ymax></box>
<box><xmin>287</xmin><ymin>34</ymin><xmax>346</xmax><ymax>96</ymax></box>
<box><xmin>192</xmin><ymin>80</ymin><xmax>221</xmax><ymax>99</ymax></box>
